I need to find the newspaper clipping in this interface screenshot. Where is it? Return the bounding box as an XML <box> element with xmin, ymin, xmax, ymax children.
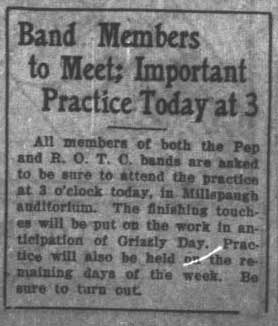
<box><xmin>1</xmin><ymin>1</ymin><xmax>277</xmax><ymax>326</ymax></box>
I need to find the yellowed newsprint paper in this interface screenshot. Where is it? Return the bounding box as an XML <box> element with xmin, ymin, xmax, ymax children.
<box><xmin>0</xmin><ymin>0</ymin><xmax>278</xmax><ymax>325</ymax></box>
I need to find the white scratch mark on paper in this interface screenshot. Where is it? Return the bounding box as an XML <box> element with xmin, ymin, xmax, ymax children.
<box><xmin>126</xmin><ymin>47</ymin><xmax>131</xmax><ymax>62</ymax></box>
<box><xmin>183</xmin><ymin>246</ymin><xmax>223</xmax><ymax>267</ymax></box>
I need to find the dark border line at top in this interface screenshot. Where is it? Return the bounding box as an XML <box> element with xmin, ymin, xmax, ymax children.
<box><xmin>6</xmin><ymin>7</ymin><xmax>272</xmax><ymax>15</ymax></box>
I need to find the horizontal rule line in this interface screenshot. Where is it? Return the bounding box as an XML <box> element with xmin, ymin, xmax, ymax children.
<box><xmin>107</xmin><ymin>126</ymin><xmax>167</xmax><ymax>131</ymax></box>
<box><xmin>6</xmin><ymin>7</ymin><xmax>271</xmax><ymax>15</ymax></box>
<box><xmin>5</xmin><ymin>306</ymin><xmax>240</xmax><ymax>314</ymax></box>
